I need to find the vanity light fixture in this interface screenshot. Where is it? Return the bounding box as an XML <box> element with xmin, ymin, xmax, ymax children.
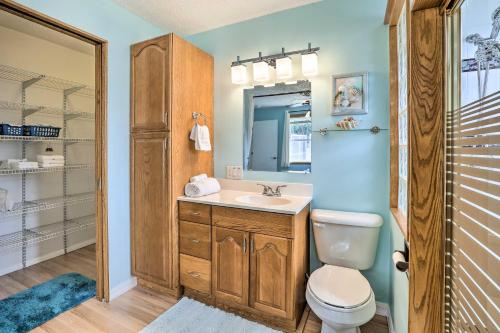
<box><xmin>231</xmin><ymin>56</ymin><xmax>248</xmax><ymax>84</ymax></box>
<box><xmin>302</xmin><ymin>43</ymin><xmax>318</xmax><ymax>77</ymax></box>
<box><xmin>253</xmin><ymin>52</ymin><xmax>270</xmax><ymax>82</ymax></box>
<box><xmin>231</xmin><ymin>43</ymin><xmax>320</xmax><ymax>85</ymax></box>
<box><xmin>276</xmin><ymin>48</ymin><xmax>293</xmax><ymax>80</ymax></box>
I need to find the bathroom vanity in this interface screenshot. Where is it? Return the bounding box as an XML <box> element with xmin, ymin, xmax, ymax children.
<box><xmin>177</xmin><ymin>182</ymin><xmax>311</xmax><ymax>332</ymax></box>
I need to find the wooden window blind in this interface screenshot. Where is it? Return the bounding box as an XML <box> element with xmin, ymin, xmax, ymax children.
<box><xmin>446</xmin><ymin>90</ymin><xmax>500</xmax><ymax>333</ymax></box>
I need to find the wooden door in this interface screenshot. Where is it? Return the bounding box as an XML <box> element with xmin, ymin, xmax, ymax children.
<box><xmin>131</xmin><ymin>36</ymin><xmax>170</xmax><ymax>131</ymax></box>
<box><xmin>212</xmin><ymin>227</ymin><xmax>249</xmax><ymax>305</ymax></box>
<box><xmin>250</xmin><ymin>233</ymin><xmax>292</xmax><ymax>318</ymax></box>
<box><xmin>131</xmin><ymin>131</ymin><xmax>170</xmax><ymax>287</ymax></box>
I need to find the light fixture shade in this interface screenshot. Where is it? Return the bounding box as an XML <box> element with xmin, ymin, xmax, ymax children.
<box><xmin>302</xmin><ymin>52</ymin><xmax>318</xmax><ymax>76</ymax></box>
<box><xmin>275</xmin><ymin>57</ymin><xmax>293</xmax><ymax>80</ymax></box>
<box><xmin>253</xmin><ymin>61</ymin><xmax>270</xmax><ymax>82</ymax></box>
<box><xmin>231</xmin><ymin>64</ymin><xmax>247</xmax><ymax>84</ymax></box>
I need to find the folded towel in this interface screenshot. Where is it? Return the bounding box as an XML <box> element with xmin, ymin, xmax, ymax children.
<box><xmin>39</xmin><ymin>161</ymin><xmax>65</xmax><ymax>168</ymax></box>
<box><xmin>11</xmin><ymin>161</ymin><xmax>38</xmax><ymax>170</ymax></box>
<box><xmin>184</xmin><ymin>178</ymin><xmax>221</xmax><ymax>197</ymax></box>
<box><xmin>190</xmin><ymin>173</ymin><xmax>208</xmax><ymax>183</ymax></box>
<box><xmin>37</xmin><ymin>155</ymin><xmax>64</xmax><ymax>163</ymax></box>
<box><xmin>189</xmin><ymin>124</ymin><xmax>212</xmax><ymax>151</ymax></box>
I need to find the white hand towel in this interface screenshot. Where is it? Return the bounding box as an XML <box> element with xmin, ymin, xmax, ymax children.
<box><xmin>190</xmin><ymin>173</ymin><xmax>208</xmax><ymax>183</ymax></box>
<box><xmin>190</xmin><ymin>124</ymin><xmax>212</xmax><ymax>151</ymax></box>
<box><xmin>184</xmin><ymin>178</ymin><xmax>221</xmax><ymax>197</ymax></box>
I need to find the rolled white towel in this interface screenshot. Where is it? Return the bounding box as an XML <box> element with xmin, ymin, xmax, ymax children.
<box><xmin>184</xmin><ymin>178</ymin><xmax>221</xmax><ymax>197</ymax></box>
<box><xmin>190</xmin><ymin>173</ymin><xmax>208</xmax><ymax>183</ymax></box>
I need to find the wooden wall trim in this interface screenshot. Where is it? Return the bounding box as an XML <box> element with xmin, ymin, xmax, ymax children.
<box><xmin>412</xmin><ymin>0</ymin><xmax>446</xmax><ymax>11</ymax></box>
<box><xmin>408</xmin><ymin>7</ymin><xmax>445</xmax><ymax>332</ymax></box>
<box><xmin>0</xmin><ymin>0</ymin><xmax>110</xmax><ymax>302</ymax></box>
<box><xmin>385</xmin><ymin>0</ymin><xmax>405</xmax><ymax>25</ymax></box>
<box><xmin>0</xmin><ymin>0</ymin><xmax>106</xmax><ymax>44</ymax></box>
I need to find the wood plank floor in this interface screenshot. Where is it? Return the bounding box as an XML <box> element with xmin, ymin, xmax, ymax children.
<box><xmin>1</xmin><ymin>245</ymin><xmax>388</xmax><ymax>333</ymax></box>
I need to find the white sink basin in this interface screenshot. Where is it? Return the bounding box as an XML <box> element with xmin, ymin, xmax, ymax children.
<box><xmin>235</xmin><ymin>194</ymin><xmax>291</xmax><ymax>206</ymax></box>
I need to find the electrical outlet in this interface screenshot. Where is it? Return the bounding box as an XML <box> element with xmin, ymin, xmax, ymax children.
<box><xmin>226</xmin><ymin>165</ymin><xmax>243</xmax><ymax>180</ymax></box>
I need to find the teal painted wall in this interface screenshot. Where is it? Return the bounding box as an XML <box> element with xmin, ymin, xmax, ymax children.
<box><xmin>187</xmin><ymin>0</ymin><xmax>391</xmax><ymax>303</ymax></box>
<box><xmin>15</xmin><ymin>0</ymin><xmax>167</xmax><ymax>290</ymax></box>
<box><xmin>390</xmin><ymin>216</ymin><xmax>409</xmax><ymax>333</ymax></box>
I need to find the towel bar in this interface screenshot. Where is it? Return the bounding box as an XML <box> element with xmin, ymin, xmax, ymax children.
<box><xmin>192</xmin><ymin>112</ymin><xmax>207</xmax><ymax>125</ymax></box>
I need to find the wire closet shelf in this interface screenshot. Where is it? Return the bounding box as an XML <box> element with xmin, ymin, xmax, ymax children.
<box><xmin>0</xmin><ymin>65</ymin><xmax>95</xmax><ymax>97</ymax></box>
<box><xmin>0</xmin><ymin>214</ymin><xmax>95</xmax><ymax>252</ymax></box>
<box><xmin>0</xmin><ymin>192</ymin><xmax>95</xmax><ymax>218</ymax></box>
<box><xmin>0</xmin><ymin>100</ymin><xmax>95</xmax><ymax>120</ymax></box>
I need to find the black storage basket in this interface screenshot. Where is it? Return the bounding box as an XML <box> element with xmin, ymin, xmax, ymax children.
<box><xmin>0</xmin><ymin>123</ymin><xmax>23</xmax><ymax>136</ymax></box>
<box><xmin>23</xmin><ymin>125</ymin><xmax>61</xmax><ymax>137</ymax></box>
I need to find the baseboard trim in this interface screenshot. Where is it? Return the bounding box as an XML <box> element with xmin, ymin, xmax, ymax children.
<box><xmin>0</xmin><ymin>238</ymin><xmax>96</xmax><ymax>276</ymax></box>
<box><xmin>109</xmin><ymin>276</ymin><xmax>137</xmax><ymax>301</ymax></box>
<box><xmin>376</xmin><ymin>302</ymin><xmax>395</xmax><ymax>333</ymax></box>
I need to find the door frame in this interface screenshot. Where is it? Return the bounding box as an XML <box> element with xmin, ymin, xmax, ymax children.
<box><xmin>0</xmin><ymin>0</ymin><xmax>110</xmax><ymax>301</ymax></box>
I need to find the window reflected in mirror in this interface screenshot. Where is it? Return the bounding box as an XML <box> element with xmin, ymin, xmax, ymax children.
<box><xmin>243</xmin><ymin>81</ymin><xmax>311</xmax><ymax>173</ymax></box>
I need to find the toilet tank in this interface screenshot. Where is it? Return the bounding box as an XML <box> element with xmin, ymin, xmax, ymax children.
<box><xmin>311</xmin><ymin>209</ymin><xmax>383</xmax><ymax>270</ymax></box>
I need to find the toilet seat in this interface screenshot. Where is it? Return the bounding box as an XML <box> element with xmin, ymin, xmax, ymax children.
<box><xmin>308</xmin><ymin>265</ymin><xmax>371</xmax><ymax>309</ymax></box>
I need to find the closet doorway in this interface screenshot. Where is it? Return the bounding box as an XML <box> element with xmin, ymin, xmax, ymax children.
<box><xmin>0</xmin><ymin>0</ymin><xmax>108</xmax><ymax>302</ymax></box>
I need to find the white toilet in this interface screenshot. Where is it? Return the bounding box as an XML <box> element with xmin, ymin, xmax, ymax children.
<box><xmin>306</xmin><ymin>209</ymin><xmax>383</xmax><ymax>333</ymax></box>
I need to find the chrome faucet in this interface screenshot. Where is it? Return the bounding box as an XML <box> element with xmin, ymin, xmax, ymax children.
<box><xmin>257</xmin><ymin>184</ymin><xmax>287</xmax><ymax>197</ymax></box>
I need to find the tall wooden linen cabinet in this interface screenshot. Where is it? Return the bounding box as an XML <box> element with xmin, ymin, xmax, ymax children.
<box><xmin>130</xmin><ymin>34</ymin><xmax>214</xmax><ymax>297</ymax></box>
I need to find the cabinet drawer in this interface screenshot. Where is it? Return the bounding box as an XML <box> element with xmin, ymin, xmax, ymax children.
<box><xmin>212</xmin><ymin>206</ymin><xmax>293</xmax><ymax>238</ymax></box>
<box><xmin>180</xmin><ymin>254</ymin><xmax>211</xmax><ymax>294</ymax></box>
<box><xmin>179</xmin><ymin>202</ymin><xmax>211</xmax><ymax>224</ymax></box>
<box><xmin>179</xmin><ymin>221</ymin><xmax>211</xmax><ymax>260</ymax></box>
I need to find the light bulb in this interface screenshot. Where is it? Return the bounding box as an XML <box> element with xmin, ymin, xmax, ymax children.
<box><xmin>231</xmin><ymin>64</ymin><xmax>247</xmax><ymax>84</ymax></box>
<box><xmin>276</xmin><ymin>57</ymin><xmax>293</xmax><ymax>80</ymax></box>
<box><xmin>253</xmin><ymin>61</ymin><xmax>270</xmax><ymax>82</ymax></box>
<box><xmin>302</xmin><ymin>52</ymin><xmax>318</xmax><ymax>76</ymax></box>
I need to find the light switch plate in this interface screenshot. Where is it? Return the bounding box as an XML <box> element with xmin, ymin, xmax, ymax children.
<box><xmin>226</xmin><ymin>165</ymin><xmax>243</xmax><ymax>180</ymax></box>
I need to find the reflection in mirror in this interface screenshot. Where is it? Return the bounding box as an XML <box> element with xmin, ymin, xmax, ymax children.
<box><xmin>243</xmin><ymin>81</ymin><xmax>311</xmax><ymax>173</ymax></box>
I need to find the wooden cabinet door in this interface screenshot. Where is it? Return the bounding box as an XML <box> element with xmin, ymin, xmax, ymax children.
<box><xmin>212</xmin><ymin>227</ymin><xmax>249</xmax><ymax>305</ymax></box>
<box><xmin>131</xmin><ymin>131</ymin><xmax>170</xmax><ymax>286</ymax></box>
<box><xmin>131</xmin><ymin>36</ymin><xmax>170</xmax><ymax>131</ymax></box>
<box><xmin>250</xmin><ymin>233</ymin><xmax>292</xmax><ymax>318</ymax></box>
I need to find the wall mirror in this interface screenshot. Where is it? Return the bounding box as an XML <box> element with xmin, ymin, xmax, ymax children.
<box><xmin>243</xmin><ymin>80</ymin><xmax>312</xmax><ymax>173</ymax></box>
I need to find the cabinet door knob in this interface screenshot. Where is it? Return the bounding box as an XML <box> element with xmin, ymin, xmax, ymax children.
<box><xmin>191</xmin><ymin>211</ymin><xmax>201</xmax><ymax>216</ymax></box>
<box><xmin>190</xmin><ymin>239</ymin><xmax>200</xmax><ymax>244</ymax></box>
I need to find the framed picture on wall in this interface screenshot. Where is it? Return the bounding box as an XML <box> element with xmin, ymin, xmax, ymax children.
<box><xmin>331</xmin><ymin>72</ymin><xmax>368</xmax><ymax>115</ymax></box>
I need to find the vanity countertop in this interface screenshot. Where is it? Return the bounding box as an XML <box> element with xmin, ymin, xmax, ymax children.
<box><xmin>178</xmin><ymin>189</ymin><xmax>312</xmax><ymax>215</ymax></box>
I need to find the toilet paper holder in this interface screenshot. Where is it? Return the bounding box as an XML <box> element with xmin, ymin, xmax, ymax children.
<box><xmin>393</xmin><ymin>243</ymin><xmax>409</xmax><ymax>273</ymax></box>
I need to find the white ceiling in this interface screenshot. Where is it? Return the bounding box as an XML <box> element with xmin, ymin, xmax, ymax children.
<box><xmin>0</xmin><ymin>10</ymin><xmax>94</xmax><ymax>55</ymax></box>
<box><xmin>112</xmin><ymin>0</ymin><xmax>321</xmax><ymax>35</ymax></box>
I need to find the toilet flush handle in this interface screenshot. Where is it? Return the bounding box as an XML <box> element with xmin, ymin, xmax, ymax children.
<box><xmin>313</xmin><ymin>222</ymin><xmax>325</xmax><ymax>228</ymax></box>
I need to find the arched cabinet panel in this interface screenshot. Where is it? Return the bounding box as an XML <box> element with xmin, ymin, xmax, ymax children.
<box><xmin>131</xmin><ymin>39</ymin><xmax>169</xmax><ymax>131</ymax></box>
<box><xmin>250</xmin><ymin>233</ymin><xmax>292</xmax><ymax>318</ymax></box>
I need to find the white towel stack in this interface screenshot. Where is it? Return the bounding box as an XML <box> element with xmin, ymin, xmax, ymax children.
<box><xmin>189</xmin><ymin>124</ymin><xmax>212</xmax><ymax>151</ymax></box>
<box><xmin>184</xmin><ymin>174</ymin><xmax>220</xmax><ymax>198</ymax></box>
<box><xmin>37</xmin><ymin>155</ymin><xmax>65</xmax><ymax>168</ymax></box>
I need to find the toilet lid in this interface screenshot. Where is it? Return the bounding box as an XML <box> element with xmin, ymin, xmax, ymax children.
<box><xmin>309</xmin><ymin>265</ymin><xmax>371</xmax><ymax>309</ymax></box>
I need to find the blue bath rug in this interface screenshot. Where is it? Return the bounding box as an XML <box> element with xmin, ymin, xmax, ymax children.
<box><xmin>0</xmin><ymin>272</ymin><xmax>96</xmax><ymax>333</ymax></box>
